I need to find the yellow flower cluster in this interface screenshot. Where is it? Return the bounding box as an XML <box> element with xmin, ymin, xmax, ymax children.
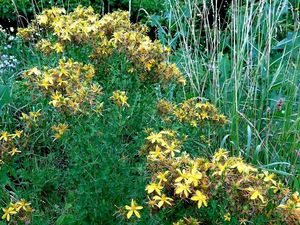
<box><xmin>278</xmin><ymin>192</ymin><xmax>300</xmax><ymax>224</ymax></box>
<box><xmin>51</xmin><ymin>123</ymin><xmax>68</xmax><ymax>140</ymax></box>
<box><xmin>0</xmin><ymin>110</ymin><xmax>44</xmax><ymax>166</ymax></box>
<box><xmin>18</xmin><ymin>6</ymin><xmax>186</xmax><ymax>85</ymax></box>
<box><xmin>35</xmin><ymin>39</ymin><xmax>64</xmax><ymax>55</ymax></box>
<box><xmin>1</xmin><ymin>199</ymin><xmax>32</xmax><ymax>222</ymax></box>
<box><xmin>157</xmin><ymin>98</ymin><xmax>227</xmax><ymax>127</ymax></box>
<box><xmin>0</xmin><ymin>130</ymin><xmax>23</xmax><ymax>163</ymax></box>
<box><xmin>23</xmin><ymin>59</ymin><xmax>103</xmax><ymax>114</ymax></box>
<box><xmin>110</xmin><ymin>90</ymin><xmax>129</xmax><ymax>108</ymax></box>
<box><xmin>111</xmin><ymin>30</ymin><xmax>185</xmax><ymax>84</ymax></box>
<box><xmin>37</xmin><ymin>6</ymin><xmax>99</xmax><ymax>43</ymax></box>
<box><xmin>141</xmin><ymin>130</ymin><xmax>299</xmax><ymax>224</ymax></box>
<box><xmin>36</xmin><ymin>7</ymin><xmax>66</xmax><ymax>28</ymax></box>
<box><xmin>16</xmin><ymin>26</ymin><xmax>36</xmax><ymax>41</ymax></box>
<box><xmin>20</xmin><ymin>110</ymin><xmax>42</xmax><ymax>127</ymax></box>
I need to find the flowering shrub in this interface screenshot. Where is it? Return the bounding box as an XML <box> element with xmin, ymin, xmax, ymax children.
<box><xmin>157</xmin><ymin>98</ymin><xmax>228</xmax><ymax>127</ymax></box>
<box><xmin>18</xmin><ymin>6</ymin><xmax>186</xmax><ymax>85</ymax></box>
<box><xmin>1</xmin><ymin>4</ymin><xmax>298</xmax><ymax>225</ymax></box>
<box><xmin>120</xmin><ymin>130</ymin><xmax>300</xmax><ymax>224</ymax></box>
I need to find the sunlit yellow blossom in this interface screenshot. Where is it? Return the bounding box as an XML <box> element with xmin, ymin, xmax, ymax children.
<box><xmin>26</xmin><ymin>67</ymin><xmax>41</xmax><ymax>77</ymax></box>
<box><xmin>1</xmin><ymin>207</ymin><xmax>17</xmax><ymax>222</ymax></box>
<box><xmin>175</xmin><ymin>182</ymin><xmax>191</xmax><ymax>198</ymax></box>
<box><xmin>246</xmin><ymin>187</ymin><xmax>265</xmax><ymax>203</ymax></box>
<box><xmin>191</xmin><ymin>190</ymin><xmax>208</xmax><ymax>208</ymax></box>
<box><xmin>157</xmin><ymin>171</ymin><xmax>169</xmax><ymax>183</ymax></box>
<box><xmin>271</xmin><ymin>181</ymin><xmax>284</xmax><ymax>193</ymax></box>
<box><xmin>146</xmin><ymin>132</ymin><xmax>163</xmax><ymax>144</ymax></box>
<box><xmin>8</xmin><ymin>147</ymin><xmax>21</xmax><ymax>156</ymax></box>
<box><xmin>145</xmin><ymin>183</ymin><xmax>163</xmax><ymax>195</ymax></box>
<box><xmin>53</xmin><ymin>43</ymin><xmax>64</xmax><ymax>53</ymax></box>
<box><xmin>263</xmin><ymin>171</ymin><xmax>276</xmax><ymax>184</ymax></box>
<box><xmin>149</xmin><ymin>145</ymin><xmax>165</xmax><ymax>160</ymax></box>
<box><xmin>212</xmin><ymin>163</ymin><xmax>227</xmax><ymax>176</ymax></box>
<box><xmin>213</xmin><ymin>148</ymin><xmax>228</xmax><ymax>162</ymax></box>
<box><xmin>224</xmin><ymin>212</ymin><xmax>231</xmax><ymax>221</ymax></box>
<box><xmin>14</xmin><ymin>200</ymin><xmax>32</xmax><ymax>212</ymax></box>
<box><xmin>0</xmin><ymin>131</ymin><xmax>9</xmax><ymax>141</ymax></box>
<box><xmin>49</xmin><ymin>91</ymin><xmax>63</xmax><ymax>107</ymax></box>
<box><xmin>125</xmin><ymin>199</ymin><xmax>143</xmax><ymax>219</ymax></box>
<box><xmin>110</xmin><ymin>90</ymin><xmax>129</xmax><ymax>107</ymax></box>
<box><xmin>164</xmin><ymin>141</ymin><xmax>180</xmax><ymax>157</ymax></box>
<box><xmin>175</xmin><ymin>169</ymin><xmax>189</xmax><ymax>183</ymax></box>
<box><xmin>187</xmin><ymin>169</ymin><xmax>202</xmax><ymax>187</ymax></box>
<box><xmin>231</xmin><ymin>161</ymin><xmax>257</xmax><ymax>174</ymax></box>
<box><xmin>13</xmin><ymin>130</ymin><xmax>23</xmax><ymax>139</ymax></box>
<box><xmin>37</xmin><ymin>14</ymin><xmax>48</xmax><ymax>25</ymax></box>
<box><xmin>153</xmin><ymin>194</ymin><xmax>173</xmax><ymax>208</ymax></box>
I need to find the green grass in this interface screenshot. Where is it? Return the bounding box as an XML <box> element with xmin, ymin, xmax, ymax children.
<box><xmin>155</xmin><ymin>0</ymin><xmax>300</xmax><ymax>187</ymax></box>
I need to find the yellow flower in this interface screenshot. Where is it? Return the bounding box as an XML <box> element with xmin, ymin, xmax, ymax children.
<box><xmin>53</xmin><ymin>43</ymin><xmax>64</xmax><ymax>53</ymax></box>
<box><xmin>49</xmin><ymin>91</ymin><xmax>63</xmax><ymax>107</ymax></box>
<box><xmin>246</xmin><ymin>187</ymin><xmax>265</xmax><ymax>203</ymax></box>
<box><xmin>52</xmin><ymin>123</ymin><xmax>68</xmax><ymax>134</ymax></box>
<box><xmin>187</xmin><ymin>169</ymin><xmax>202</xmax><ymax>187</ymax></box>
<box><xmin>13</xmin><ymin>130</ymin><xmax>23</xmax><ymax>139</ymax></box>
<box><xmin>191</xmin><ymin>190</ymin><xmax>208</xmax><ymax>208</ymax></box>
<box><xmin>146</xmin><ymin>132</ymin><xmax>163</xmax><ymax>144</ymax></box>
<box><xmin>52</xmin><ymin>123</ymin><xmax>68</xmax><ymax>140</ymax></box>
<box><xmin>149</xmin><ymin>145</ymin><xmax>165</xmax><ymax>161</ymax></box>
<box><xmin>147</xmin><ymin>197</ymin><xmax>156</xmax><ymax>208</ymax></box>
<box><xmin>231</xmin><ymin>161</ymin><xmax>257</xmax><ymax>174</ymax></box>
<box><xmin>8</xmin><ymin>147</ymin><xmax>21</xmax><ymax>156</ymax></box>
<box><xmin>157</xmin><ymin>171</ymin><xmax>169</xmax><ymax>183</ymax></box>
<box><xmin>271</xmin><ymin>181</ymin><xmax>284</xmax><ymax>193</ymax></box>
<box><xmin>212</xmin><ymin>148</ymin><xmax>228</xmax><ymax>162</ymax></box>
<box><xmin>14</xmin><ymin>200</ymin><xmax>32</xmax><ymax>212</ymax></box>
<box><xmin>29</xmin><ymin>110</ymin><xmax>41</xmax><ymax>122</ymax></box>
<box><xmin>263</xmin><ymin>171</ymin><xmax>276</xmax><ymax>184</ymax></box>
<box><xmin>125</xmin><ymin>199</ymin><xmax>143</xmax><ymax>219</ymax></box>
<box><xmin>153</xmin><ymin>194</ymin><xmax>173</xmax><ymax>208</ymax></box>
<box><xmin>212</xmin><ymin>163</ymin><xmax>227</xmax><ymax>176</ymax></box>
<box><xmin>0</xmin><ymin>131</ymin><xmax>9</xmax><ymax>141</ymax></box>
<box><xmin>175</xmin><ymin>182</ymin><xmax>191</xmax><ymax>198</ymax></box>
<box><xmin>239</xmin><ymin>218</ymin><xmax>248</xmax><ymax>225</ymax></box>
<box><xmin>164</xmin><ymin>141</ymin><xmax>180</xmax><ymax>157</ymax></box>
<box><xmin>200</xmin><ymin>111</ymin><xmax>209</xmax><ymax>119</ymax></box>
<box><xmin>37</xmin><ymin>14</ymin><xmax>48</xmax><ymax>25</ymax></box>
<box><xmin>145</xmin><ymin>183</ymin><xmax>163</xmax><ymax>195</ymax></box>
<box><xmin>26</xmin><ymin>67</ymin><xmax>41</xmax><ymax>77</ymax></box>
<box><xmin>1</xmin><ymin>207</ymin><xmax>17</xmax><ymax>222</ymax></box>
<box><xmin>175</xmin><ymin>169</ymin><xmax>189</xmax><ymax>183</ymax></box>
<box><xmin>110</xmin><ymin>90</ymin><xmax>129</xmax><ymax>107</ymax></box>
<box><xmin>224</xmin><ymin>212</ymin><xmax>231</xmax><ymax>221</ymax></box>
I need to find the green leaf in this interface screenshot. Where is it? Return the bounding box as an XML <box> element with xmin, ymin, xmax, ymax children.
<box><xmin>0</xmin><ymin>84</ymin><xmax>11</xmax><ymax>107</ymax></box>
